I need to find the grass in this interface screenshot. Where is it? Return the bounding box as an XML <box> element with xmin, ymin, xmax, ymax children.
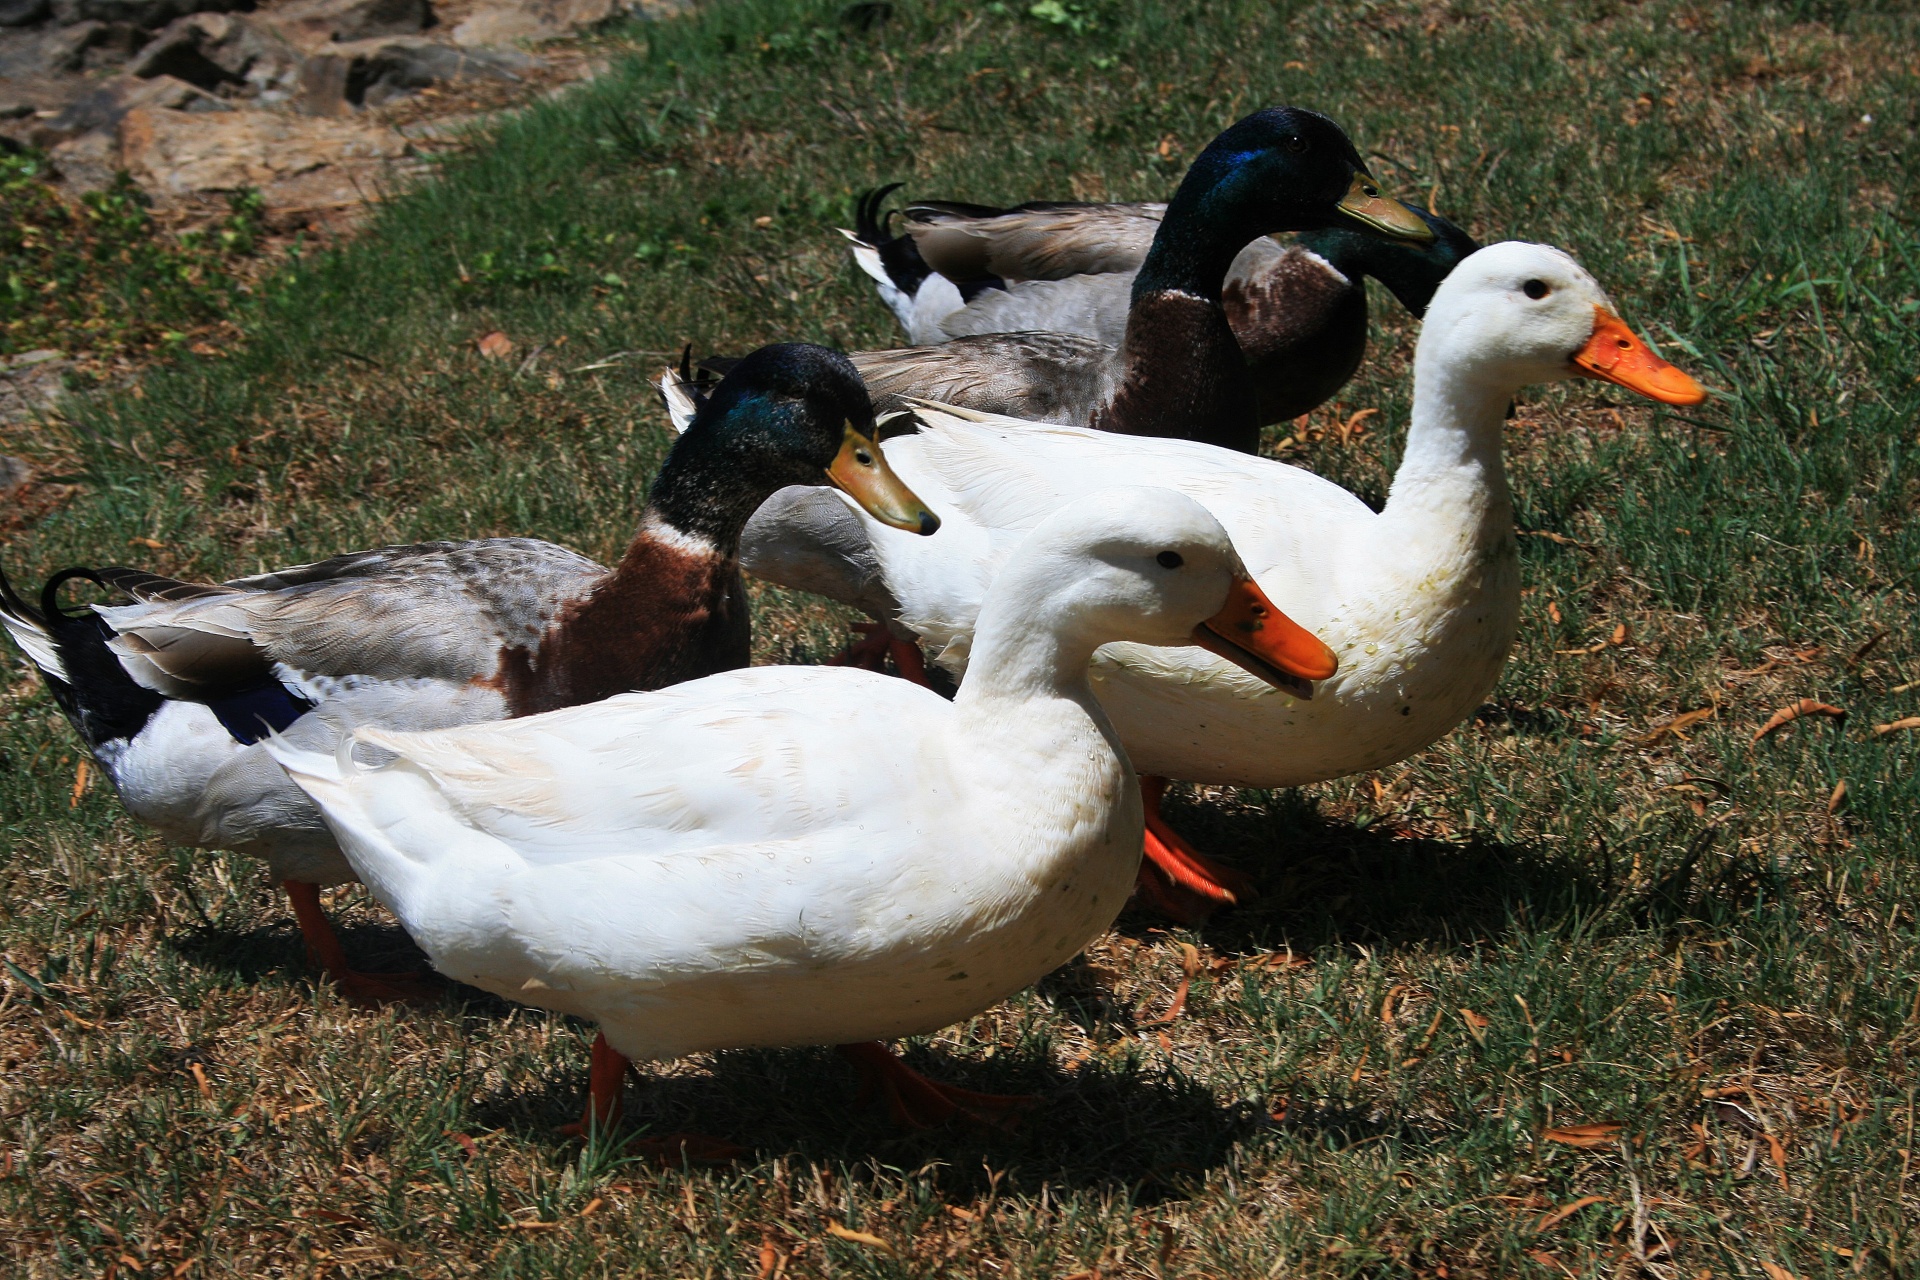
<box><xmin>2</xmin><ymin>0</ymin><xmax>1918</xmax><ymax>1274</ymax></box>
<box><xmin>1</xmin><ymin>153</ymin><xmax>268</xmax><ymax>367</ymax></box>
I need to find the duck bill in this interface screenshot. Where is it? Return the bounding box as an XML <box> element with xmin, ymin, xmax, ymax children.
<box><xmin>1190</xmin><ymin>575</ymin><xmax>1338</xmax><ymax>701</ymax></box>
<box><xmin>1335</xmin><ymin>175</ymin><xmax>1436</xmax><ymax>244</ymax></box>
<box><xmin>1572</xmin><ymin>306</ymin><xmax>1708</xmax><ymax>405</ymax></box>
<box><xmin>826</xmin><ymin>422</ymin><xmax>941</xmax><ymax>535</ymax></box>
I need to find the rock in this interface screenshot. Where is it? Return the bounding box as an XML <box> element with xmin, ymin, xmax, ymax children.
<box><xmin>268</xmin><ymin>0</ymin><xmax>432</xmax><ymax>49</ymax></box>
<box><xmin>117</xmin><ymin>104</ymin><xmax>411</xmax><ymax>213</ymax></box>
<box><xmin>0</xmin><ymin>0</ymin><xmax>49</xmax><ymax>27</ymax></box>
<box><xmin>41</xmin><ymin>71</ymin><xmax>222</xmax><ymax>145</ymax></box>
<box><xmin>0</xmin><ymin>351</ymin><xmax>70</xmax><ymax>426</ymax></box>
<box><xmin>128</xmin><ymin>11</ymin><xmax>300</xmax><ymax>97</ymax></box>
<box><xmin>0</xmin><ymin>455</ymin><xmax>29</xmax><ymax>498</ymax></box>
<box><xmin>48</xmin><ymin>128</ymin><xmax>119</xmax><ymax>190</ymax></box>
<box><xmin>450</xmin><ymin>0</ymin><xmax>616</xmax><ymax>47</ymax></box>
<box><xmin>0</xmin><ymin>74</ymin><xmax>91</xmax><ymax>122</ymax></box>
<box><xmin>298</xmin><ymin>34</ymin><xmax>531</xmax><ymax>112</ymax></box>
<box><xmin>50</xmin><ymin>0</ymin><xmax>253</xmax><ymax>33</ymax></box>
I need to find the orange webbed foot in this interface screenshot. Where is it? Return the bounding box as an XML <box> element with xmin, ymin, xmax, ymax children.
<box><xmin>1133</xmin><ymin>777</ymin><xmax>1255</xmax><ymax>923</ymax></box>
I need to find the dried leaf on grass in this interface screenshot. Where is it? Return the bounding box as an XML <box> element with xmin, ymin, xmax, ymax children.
<box><xmin>1143</xmin><ymin>942</ymin><xmax>1202</xmax><ymax>1026</ymax></box>
<box><xmin>826</xmin><ymin>1222</ymin><xmax>896</xmax><ymax>1255</ymax></box>
<box><xmin>477</xmin><ymin>331</ymin><xmax>514</xmax><ymax>360</ymax></box>
<box><xmin>1759</xmin><ymin>1262</ymin><xmax>1800</xmax><ymax>1280</ymax></box>
<box><xmin>1872</xmin><ymin>716</ymin><xmax>1920</xmax><ymax>736</ymax></box>
<box><xmin>1752</xmin><ymin>699</ymin><xmax>1845</xmax><ymax>742</ymax></box>
<box><xmin>1534</xmin><ymin>1194</ymin><xmax>1610</xmax><ymax>1232</ymax></box>
<box><xmin>1639</xmin><ymin>704</ymin><xmax>1718</xmax><ymax>744</ymax></box>
<box><xmin>1541</xmin><ymin>1122</ymin><xmax>1624</xmax><ymax>1148</ymax></box>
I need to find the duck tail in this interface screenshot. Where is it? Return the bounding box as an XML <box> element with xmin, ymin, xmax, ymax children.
<box><xmin>844</xmin><ymin>183</ymin><xmax>936</xmax><ymax>323</ymax></box>
<box><xmin>0</xmin><ymin>561</ymin><xmax>163</xmax><ymax>750</ymax></box>
<box><xmin>0</xmin><ymin>558</ymin><xmax>63</xmax><ymax>680</ymax></box>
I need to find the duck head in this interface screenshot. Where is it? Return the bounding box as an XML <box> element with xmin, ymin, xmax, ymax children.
<box><xmin>1297</xmin><ymin>201</ymin><xmax>1482</xmax><ymax>318</ymax></box>
<box><xmin>1416</xmin><ymin>241</ymin><xmax>1708</xmax><ymax>405</ymax></box>
<box><xmin>1138</xmin><ymin>107</ymin><xmax>1434</xmax><ymax>297</ymax></box>
<box><xmin>1001</xmin><ymin>487</ymin><xmax>1337</xmax><ymax>698</ymax></box>
<box><xmin>651</xmin><ymin>342</ymin><xmax>940</xmax><ymax>547</ymax></box>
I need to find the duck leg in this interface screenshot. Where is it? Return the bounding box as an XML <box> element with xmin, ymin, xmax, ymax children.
<box><xmin>837</xmin><ymin>1041</ymin><xmax>1035</xmax><ymax>1129</ymax></box>
<box><xmin>558</xmin><ymin>1032</ymin><xmax>746</xmax><ymax>1162</ymax></box>
<box><xmin>282</xmin><ymin>881</ymin><xmax>437</xmax><ymax>1006</ymax></box>
<box><xmin>1134</xmin><ymin>777</ymin><xmax>1256</xmax><ymax>924</ymax></box>
<box><xmin>827</xmin><ymin>621</ymin><xmax>931</xmax><ymax>685</ymax></box>
<box><xmin>558</xmin><ymin>1031</ymin><xmax>631</xmax><ymax>1136</ymax></box>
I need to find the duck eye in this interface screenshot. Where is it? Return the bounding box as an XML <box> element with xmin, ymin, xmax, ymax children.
<box><xmin>1156</xmin><ymin>551</ymin><xmax>1184</xmax><ymax>569</ymax></box>
<box><xmin>1523</xmin><ymin>279</ymin><xmax>1550</xmax><ymax>300</ymax></box>
<box><xmin>1284</xmin><ymin>134</ymin><xmax>1307</xmax><ymax>154</ymax></box>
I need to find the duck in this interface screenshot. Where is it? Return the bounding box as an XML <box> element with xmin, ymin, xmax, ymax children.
<box><xmin>263</xmin><ymin>487</ymin><xmax>1337</xmax><ymax>1139</ymax></box>
<box><xmin>735</xmin><ymin>243</ymin><xmax>1709</xmax><ymax>917</ymax></box>
<box><xmin>846</xmin><ymin>183</ymin><xmax>1481</xmax><ymax>427</ymax></box>
<box><xmin>817</xmin><ymin>107</ymin><xmax>1439</xmax><ymax>458</ymax></box>
<box><xmin>0</xmin><ymin>344</ymin><xmax>939</xmax><ymax>1003</ymax></box>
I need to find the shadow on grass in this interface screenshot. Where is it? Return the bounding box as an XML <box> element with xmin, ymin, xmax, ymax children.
<box><xmin>164</xmin><ymin>915</ymin><xmax>446</xmax><ymax>994</ymax></box>
<box><xmin>1135</xmin><ymin>788</ymin><xmax>1602</xmax><ymax>956</ymax></box>
<box><xmin>464</xmin><ymin>1036</ymin><xmax>1266</xmax><ymax>1197</ymax></box>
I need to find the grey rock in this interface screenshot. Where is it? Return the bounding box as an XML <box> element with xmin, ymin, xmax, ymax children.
<box><xmin>271</xmin><ymin>0</ymin><xmax>431</xmax><ymax>47</ymax></box>
<box><xmin>0</xmin><ymin>0</ymin><xmax>49</xmax><ymax>28</ymax></box>
<box><xmin>298</xmin><ymin>35</ymin><xmax>527</xmax><ymax>111</ymax></box>
<box><xmin>52</xmin><ymin>0</ymin><xmax>252</xmax><ymax>32</ymax></box>
<box><xmin>0</xmin><ymin>350</ymin><xmax>70</xmax><ymax>426</ymax></box>
<box><xmin>43</xmin><ymin>71</ymin><xmax>221</xmax><ymax>142</ymax></box>
<box><xmin>0</xmin><ymin>455</ymin><xmax>30</xmax><ymax>498</ymax></box>
<box><xmin>128</xmin><ymin>11</ymin><xmax>298</xmax><ymax>93</ymax></box>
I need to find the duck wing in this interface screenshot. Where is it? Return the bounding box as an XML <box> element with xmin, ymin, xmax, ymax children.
<box><xmin>904</xmin><ymin>201</ymin><xmax>1165</xmax><ymax>281</ymax></box>
<box><xmin>846</xmin><ymin>407</ymin><xmax>1378</xmax><ymax>668</ymax></box>
<box><xmin>851</xmin><ymin>332</ymin><xmax>1120</xmax><ymax>426</ymax></box>
<box><xmin>94</xmin><ymin>539</ymin><xmax>605</xmax><ymax>698</ymax></box>
<box><xmin>268</xmin><ymin>665</ymin><xmax>951</xmax><ymax>984</ymax></box>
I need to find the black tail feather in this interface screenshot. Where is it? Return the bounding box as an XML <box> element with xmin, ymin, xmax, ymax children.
<box><xmin>852</xmin><ymin>182</ymin><xmax>936</xmax><ymax>297</ymax></box>
<box><xmin>3</xmin><ymin>562</ymin><xmax>163</xmax><ymax>750</ymax></box>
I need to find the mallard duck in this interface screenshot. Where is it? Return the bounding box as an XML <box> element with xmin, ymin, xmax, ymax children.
<box><xmin>738</xmin><ymin>243</ymin><xmax>1708</xmax><ymax>916</ymax></box>
<box><xmin>847</xmin><ymin>185</ymin><xmax>1480</xmax><ymax>427</ymax></box>
<box><xmin>827</xmin><ymin>107</ymin><xmax>1439</xmax><ymax>456</ymax></box>
<box><xmin>0</xmin><ymin>344</ymin><xmax>938</xmax><ymax>1003</ymax></box>
<box><xmin>264</xmin><ymin>487</ymin><xmax>1336</xmax><ymax>1137</ymax></box>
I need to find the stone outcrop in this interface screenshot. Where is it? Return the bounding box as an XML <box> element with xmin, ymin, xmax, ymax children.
<box><xmin>1</xmin><ymin>0</ymin><xmax>686</xmax><ymax>222</ymax></box>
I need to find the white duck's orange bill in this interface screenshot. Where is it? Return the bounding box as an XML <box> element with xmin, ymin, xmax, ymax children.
<box><xmin>1191</xmin><ymin>575</ymin><xmax>1338</xmax><ymax>698</ymax></box>
<box><xmin>1572</xmin><ymin>307</ymin><xmax>1708</xmax><ymax>406</ymax></box>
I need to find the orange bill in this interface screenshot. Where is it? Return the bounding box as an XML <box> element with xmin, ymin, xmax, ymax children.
<box><xmin>826</xmin><ymin>421</ymin><xmax>941</xmax><ymax>536</ymax></box>
<box><xmin>1190</xmin><ymin>575</ymin><xmax>1338</xmax><ymax>700</ymax></box>
<box><xmin>1572</xmin><ymin>306</ymin><xmax>1707</xmax><ymax>405</ymax></box>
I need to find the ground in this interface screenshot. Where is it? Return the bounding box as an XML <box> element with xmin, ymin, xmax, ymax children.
<box><xmin>1</xmin><ymin>0</ymin><xmax>1917</xmax><ymax>1276</ymax></box>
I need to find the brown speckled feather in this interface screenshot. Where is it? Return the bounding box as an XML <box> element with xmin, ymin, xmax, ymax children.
<box><xmin>906</xmin><ymin>202</ymin><xmax>1166</xmax><ymax>281</ymax></box>
<box><xmin>851</xmin><ymin>332</ymin><xmax>1120</xmax><ymax>426</ymax></box>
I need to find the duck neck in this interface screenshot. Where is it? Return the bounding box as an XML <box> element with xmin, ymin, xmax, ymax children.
<box><xmin>1378</xmin><ymin>348</ymin><xmax>1515</xmax><ymax>554</ymax></box>
<box><xmin>1131</xmin><ymin>176</ymin><xmax>1256</xmax><ymax>303</ymax></box>
<box><xmin>1094</xmin><ymin>294</ymin><xmax>1259</xmax><ymax>452</ymax></box>
<box><xmin>955</xmin><ymin>563</ymin><xmax>1111</xmax><ymax>724</ymax></box>
<box><xmin>1097</xmin><ymin>188</ymin><xmax>1260</xmax><ymax>451</ymax></box>
<box><xmin>503</xmin><ymin>510</ymin><xmax>748</xmax><ymax>718</ymax></box>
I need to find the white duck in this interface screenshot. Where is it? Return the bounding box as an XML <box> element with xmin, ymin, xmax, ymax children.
<box><xmin>736</xmin><ymin>242</ymin><xmax>1707</xmax><ymax>915</ymax></box>
<box><xmin>265</xmin><ymin>488</ymin><xmax>1335</xmax><ymax>1137</ymax></box>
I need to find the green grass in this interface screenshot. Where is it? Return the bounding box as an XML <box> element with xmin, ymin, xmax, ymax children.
<box><xmin>3</xmin><ymin>0</ymin><xmax>1919</xmax><ymax>1274</ymax></box>
<box><xmin>0</xmin><ymin>153</ymin><xmax>267</xmax><ymax>365</ymax></box>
